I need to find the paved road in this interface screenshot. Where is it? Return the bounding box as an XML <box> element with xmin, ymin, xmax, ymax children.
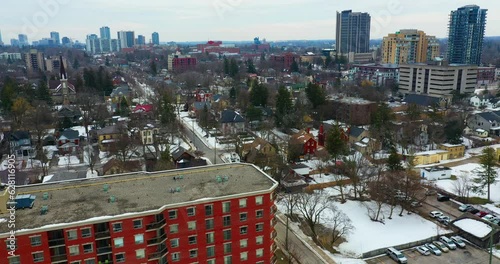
<box><xmin>274</xmin><ymin>217</ymin><xmax>331</xmax><ymax>264</ymax></box>
<box><xmin>180</xmin><ymin>119</ymin><xmax>224</xmax><ymax>165</ymax></box>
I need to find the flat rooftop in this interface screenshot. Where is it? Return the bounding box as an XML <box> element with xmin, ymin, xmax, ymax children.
<box><xmin>0</xmin><ymin>163</ymin><xmax>277</xmax><ymax>234</ymax></box>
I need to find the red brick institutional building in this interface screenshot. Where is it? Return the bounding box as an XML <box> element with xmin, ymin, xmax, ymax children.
<box><xmin>0</xmin><ymin>164</ymin><xmax>278</xmax><ymax>264</ymax></box>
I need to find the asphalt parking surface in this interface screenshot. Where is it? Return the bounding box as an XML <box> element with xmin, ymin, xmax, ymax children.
<box><xmin>365</xmin><ymin>245</ymin><xmax>500</xmax><ymax>264</ymax></box>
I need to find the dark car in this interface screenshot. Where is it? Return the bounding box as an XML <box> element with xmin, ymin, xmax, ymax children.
<box><xmin>469</xmin><ymin>208</ymin><xmax>480</xmax><ymax>215</ymax></box>
<box><xmin>437</xmin><ymin>194</ymin><xmax>450</xmax><ymax>202</ymax></box>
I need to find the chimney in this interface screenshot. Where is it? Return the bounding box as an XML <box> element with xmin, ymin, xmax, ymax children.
<box><xmin>306</xmin><ymin>128</ymin><xmax>310</xmax><ymax>134</ymax></box>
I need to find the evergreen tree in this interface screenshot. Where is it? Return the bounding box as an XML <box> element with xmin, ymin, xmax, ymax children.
<box><xmin>249</xmin><ymin>80</ymin><xmax>268</xmax><ymax>107</ymax></box>
<box><xmin>229</xmin><ymin>59</ymin><xmax>239</xmax><ymax>77</ymax></box>
<box><xmin>0</xmin><ymin>77</ymin><xmax>16</xmax><ymax>112</ymax></box>
<box><xmin>305</xmin><ymin>83</ymin><xmax>326</xmax><ymax>109</ymax></box>
<box><xmin>260</xmin><ymin>53</ymin><xmax>266</xmax><ymax>61</ymax></box>
<box><xmin>73</xmin><ymin>58</ymin><xmax>80</xmax><ymax>69</ymax></box>
<box><xmin>247</xmin><ymin>59</ymin><xmax>257</xmax><ymax>74</ymax></box>
<box><xmin>324</xmin><ymin>55</ymin><xmax>332</xmax><ymax>68</ymax></box>
<box><xmin>223</xmin><ymin>57</ymin><xmax>230</xmax><ymax>75</ymax></box>
<box><xmin>444</xmin><ymin>120</ymin><xmax>463</xmax><ymax>144</ymax></box>
<box><xmin>386</xmin><ymin>148</ymin><xmax>403</xmax><ymax>171</ymax></box>
<box><xmin>158</xmin><ymin>94</ymin><xmax>176</xmax><ymax>128</ymax></box>
<box><xmin>246</xmin><ymin>105</ymin><xmax>262</xmax><ymax>121</ymax></box>
<box><xmin>150</xmin><ymin>60</ymin><xmax>158</xmax><ymax>76</ymax></box>
<box><xmin>36</xmin><ymin>80</ymin><xmax>52</xmax><ymax>104</ymax></box>
<box><xmin>290</xmin><ymin>59</ymin><xmax>299</xmax><ymax>72</ymax></box>
<box><xmin>105</xmin><ymin>57</ymin><xmax>110</xmax><ymax>66</ymax></box>
<box><xmin>325</xmin><ymin>125</ymin><xmax>348</xmax><ymax>162</ymax></box>
<box><xmin>473</xmin><ymin>147</ymin><xmax>498</xmax><ymax>202</ymax></box>
<box><xmin>275</xmin><ymin>86</ymin><xmax>293</xmax><ymax>128</ymax></box>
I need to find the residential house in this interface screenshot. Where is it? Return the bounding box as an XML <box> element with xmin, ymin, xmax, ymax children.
<box><xmin>412</xmin><ymin>150</ymin><xmax>449</xmax><ymax>165</ymax></box>
<box><xmin>139</xmin><ymin>123</ymin><xmax>160</xmax><ymax>145</ymax></box>
<box><xmin>96</xmin><ymin>125</ymin><xmax>121</xmax><ymax>151</ymax></box>
<box><xmin>438</xmin><ymin>143</ymin><xmax>465</xmax><ymax>159</ymax></box>
<box><xmin>171</xmin><ymin>146</ymin><xmax>207</xmax><ymax>168</ymax></box>
<box><xmin>289</xmin><ymin>130</ymin><xmax>318</xmax><ymax>156</ymax></box>
<box><xmin>420</xmin><ymin>166</ymin><xmax>452</xmax><ymax>180</ymax></box>
<box><xmin>57</xmin><ymin>106</ymin><xmax>82</xmax><ymax>125</ymax></box>
<box><xmin>470</xmin><ymin>94</ymin><xmax>499</xmax><ymax>109</ymax></box>
<box><xmin>192</xmin><ymin>101</ymin><xmax>211</xmax><ymax>114</ymax></box>
<box><xmin>475</xmin><ymin>128</ymin><xmax>489</xmax><ymax>138</ymax></box>
<box><xmin>101</xmin><ymin>158</ymin><xmax>142</xmax><ymax>175</ymax></box>
<box><xmin>467</xmin><ymin>111</ymin><xmax>500</xmax><ymax>136</ymax></box>
<box><xmin>403</xmin><ymin>94</ymin><xmax>449</xmax><ymax>108</ymax></box>
<box><xmin>348</xmin><ymin>126</ymin><xmax>369</xmax><ymax>145</ymax></box>
<box><xmin>220</xmin><ymin>109</ymin><xmax>245</xmax><ymax>135</ymax></box>
<box><xmin>132</xmin><ymin>104</ymin><xmax>153</xmax><ymax>113</ymax></box>
<box><xmin>5</xmin><ymin>131</ymin><xmax>35</xmax><ymax>160</ymax></box>
<box><xmin>57</xmin><ymin>129</ymin><xmax>80</xmax><ymax>155</ymax></box>
<box><xmin>242</xmin><ymin>137</ymin><xmax>276</xmax><ymax>163</ymax></box>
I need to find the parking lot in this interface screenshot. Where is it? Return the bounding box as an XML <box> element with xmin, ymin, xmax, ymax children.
<box><xmin>365</xmin><ymin>245</ymin><xmax>500</xmax><ymax>264</ymax></box>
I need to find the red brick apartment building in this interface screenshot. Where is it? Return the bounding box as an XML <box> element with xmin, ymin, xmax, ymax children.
<box><xmin>269</xmin><ymin>53</ymin><xmax>301</xmax><ymax>70</ymax></box>
<box><xmin>0</xmin><ymin>164</ymin><xmax>278</xmax><ymax>264</ymax></box>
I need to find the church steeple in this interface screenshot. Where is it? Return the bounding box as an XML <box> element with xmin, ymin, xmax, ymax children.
<box><xmin>59</xmin><ymin>55</ymin><xmax>67</xmax><ymax>80</ymax></box>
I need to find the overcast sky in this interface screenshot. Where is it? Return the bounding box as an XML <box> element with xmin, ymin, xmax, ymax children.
<box><xmin>0</xmin><ymin>0</ymin><xmax>498</xmax><ymax>43</ymax></box>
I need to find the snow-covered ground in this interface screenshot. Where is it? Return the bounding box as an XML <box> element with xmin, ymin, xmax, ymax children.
<box><xmin>86</xmin><ymin>169</ymin><xmax>98</xmax><ymax>178</ymax></box>
<box><xmin>71</xmin><ymin>126</ymin><xmax>92</xmax><ymax>138</ymax></box>
<box><xmin>434</xmin><ymin>163</ymin><xmax>500</xmax><ymax>202</ymax></box>
<box><xmin>454</xmin><ymin>218</ymin><xmax>492</xmax><ymax>238</ymax></box>
<box><xmin>178</xmin><ymin>111</ymin><xmax>230</xmax><ymax>150</ymax></box>
<box><xmin>58</xmin><ymin>155</ymin><xmax>80</xmax><ymax>166</ymax></box>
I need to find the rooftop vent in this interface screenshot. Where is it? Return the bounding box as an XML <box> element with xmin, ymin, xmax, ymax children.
<box><xmin>109</xmin><ymin>196</ymin><xmax>116</xmax><ymax>203</ymax></box>
<box><xmin>43</xmin><ymin>192</ymin><xmax>50</xmax><ymax>200</ymax></box>
<box><xmin>173</xmin><ymin>175</ymin><xmax>184</xmax><ymax>180</ymax></box>
<box><xmin>40</xmin><ymin>205</ymin><xmax>48</xmax><ymax>215</ymax></box>
<box><xmin>103</xmin><ymin>184</ymin><xmax>109</xmax><ymax>192</ymax></box>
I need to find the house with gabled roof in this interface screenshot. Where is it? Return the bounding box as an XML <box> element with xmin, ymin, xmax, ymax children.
<box><xmin>49</xmin><ymin>56</ymin><xmax>76</xmax><ymax>105</ymax></box>
<box><xmin>57</xmin><ymin>129</ymin><xmax>80</xmax><ymax>155</ymax></box>
<box><xmin>220</xmin><ymin>109</ymin><xmax>245</xmax><ymax>135</ymax></box>
<box><xmin>467</xmin><ymin>111</ymin><xmax>500</xmax><ymax>136</ymax></box>
<box><xmin>242</xmin><ymin>137</ymin><xmax>276</xmax><ymax>163</ymax></box>
<box><xmin>289</xmin><ymin>129</ymin><xmax>317</xmax><ymax>156</ymax></box>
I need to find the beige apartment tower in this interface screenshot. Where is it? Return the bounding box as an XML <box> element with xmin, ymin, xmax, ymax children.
<box><xmin>382</xmin><ymin>29</ymin><xmax>440</xmax><ymax>64</ymax></box>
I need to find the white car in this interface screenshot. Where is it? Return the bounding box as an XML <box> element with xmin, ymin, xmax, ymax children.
<box><xmin>433</xmin><ymin>241</ymin><xmax>449</xmax><ymax>253</ymax></box>
<box><xmin>429</xmin><ymin>211</ymin><xmax>443</xmax><ymax>218</ymax></box>
<box><xmin>425</xmin><ymin>243</ymin><xmax>442</xmax><ymax>256</ymax></box>
<box><xmin>483</xmin><ymin>214</ymin><xmax>496</xmax><ymax>222</ymax></box>
<box><xmin>450</xmin><ymin>236</ymin><xmax>466</xmax><ymax>248</ymax></box>
<box><xmin>458</xmin><ymin>204</ymin><xmax>473</xmax><ymax>212</ymax></box>
<box><xmin>439</xmin><ymin>236</ymin><xmax>457</xmax><ymax>250</ymax></box>
<box><xmin>416</xmin><ymin>245</ymin><xmax>431</xmax><ymax>256</ymax></box>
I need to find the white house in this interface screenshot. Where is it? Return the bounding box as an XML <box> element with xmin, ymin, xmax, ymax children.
<box><xmin>420</xmin><ymin>166</ymin><xmax>452</xmax><ymax>181</ymax></box>
<box><xmin>470</xmin><ymin>94</ymin><xmax>499</xmax><ymax>109</ymax></box>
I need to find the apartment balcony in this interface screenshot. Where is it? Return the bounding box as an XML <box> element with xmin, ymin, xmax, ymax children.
<box><xmin>148</xmin><ymin>247</ymin><xmax>168</xmax><ymax>261</ymax></box>
<box><xmin>271</xmin><ymin>243</ymin><xmax>278</xmax><ymax>252</ymax></box>
<box><xmin>147</xmin><ymin>233</ymin><xmax>167</xmax><ymax>246</ymax></box>
<box><xmin>48</xmin><ymin>238</ymin><xmax>65</xmax><ymax>247</ymax></box>
<box><xmin>270</xmin><ymin>204</ymin><xmax>277</xmax><ymax>215</ymax></box>
<box><xmin>96</xmin><ymin>246</ymin><xmax>112</xmax><ymax>255</ymax></box>
<box><xmin>146</xmin><ymin>218</ymin><xmax>166</xmax><ymax>231</ymax></box>
<box><xmin>271</xmin><ymin>217</ymin><xmax>277</xmax><ymax>227</ymax></box>
<box><xmin>94</xmin><ymin>230</ymin><xmax>111</xmax><ymax>239</ymax></box>
<box><xmin>50</xmin><ymin>254</ymin><xmax>67</xmax><ymax>263</ymax></box>
<box><xmin>271</xmin><ymin>230</ymin><xmax>277</xmax><ymax>240</ymax></box>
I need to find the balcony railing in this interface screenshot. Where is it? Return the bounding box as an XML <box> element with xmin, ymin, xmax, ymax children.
<box><xmin>94</xmin><ymin>230</ymin><xmax>111</xmax><ymax>239</ymax></box>
<box><xmin>147</xmin><ymin>233</ymin><xmax>167</xmax><ymax>245</ymax></box>
<box><xmin>271</xmin><ymin>230</ymin><xmax>277</xmax><ymax>239</ymax></box>
<box><xmin>146</xmin><ymin>218</ymin><xmax>166</xmax><ymax>231</ymax></box>
<box><xmin>148</xmin><ymin>247</ymin><xmax>168</xmax><ymax>260</ymax></box>
<box><xmin>96</xmin><ymin>246</ymin><xmax>112</xmax><ymax>255</ymax></box>
<box><xmin>48</xmin><ymin>238</ymin><xmax>65</xmax><ymax>247</ymax></box>
<box><xmin>50</xmin><ymin>254</ymin><xmax>67</xmax><ymax>262</ymax></box>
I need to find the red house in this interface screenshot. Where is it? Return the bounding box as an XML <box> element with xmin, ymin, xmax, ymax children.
<box><xmin>289</xmin><ymin>129</ymin><xmax>318</xmax><ymax>155</ymax></box>
<box><xmin>57</xmin><ymin>128</ymin><xmax>80</xmax><ymax>155</ymax></box>
<box><xmin>1</xmin><ymin>164</ymin><xmax>279</xmax><ymax>264</ymax></box>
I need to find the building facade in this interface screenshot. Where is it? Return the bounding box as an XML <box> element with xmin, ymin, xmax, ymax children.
<box><xmin>381</xmin><ymin>29</ymin><xmax>440</xmax><ymax>64</ymax></box>
<box><xmin>100</xmin><ymin>26</ymin><xmax>111</xmax><ymax>39</ymax></box>
<box><xmin>50</xmin><ymin>32</ymin><xmax>60</xmax><ymax>45</ymax></box>
<box><xmin>152</xmin><ymin>32</ymin><xmax>160</xmax><ymax>45</ymax></box>
<box><xmin>23</xmin><ymin>49</ymin><xmax>45</xmax><ymax>72</ymax></box>
<box><xmin>1</xmin><ymin>164</ymin><xmax>278</xmax><ymax>264</ymax></box>
<box><xmin>336</xmin><ymin>10</ymin><xmax>371</xmax><ymax>54</ymax></box>
<box><xmin>168</xmin><ymin>51</ymin><xmax>197</xmax><ymax>72</ymax></box>
<box><xmin>352</xmin><ymin>63</ymin><xmax>399</xmax><ymax>87</ymax></box>
<box><xmin>269</xmin><ymin>53</ymin><xmax>301</xmax><ymax>71</ymax></box>
<box><xmin>117</xmin><ymin>31</ymin><xmax>135</xmax><ymax>49</ymax></box>
<box><xmin>327</xmin><ymin>97</ymin><xmax>377</xmax><ymax>126</ymax></box>
<box><xmin>447</xmin><ymin>5</ymin><xmax>487</xmax><ymax>65</ymax></box>
<box><xmin>398</xmin><ymin>63</ymin><xmax>477</xmax><ymax>98</ymax></box>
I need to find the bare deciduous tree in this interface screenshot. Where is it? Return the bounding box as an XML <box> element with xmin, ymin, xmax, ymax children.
<box><xmin>453</xmin><ymin>172</ymin><xmax>473</xmax><ymax>202</ymax></box>
<box><xmin>295</xmin><ymin>191</ymin><xmax>331</xmax><ymax>243</ymax></box>
<box><xmin>327</xmin><ymin>205</ymin><xmax>354</xmax><ymax>246</ymax></box>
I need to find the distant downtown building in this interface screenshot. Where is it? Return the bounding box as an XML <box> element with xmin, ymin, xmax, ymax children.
<box><xmin>398</xmin><ymin>62</ymin><xmax>477</xmax><ymax>98</ymax></box>
<box><xmin>50</xmin><ymin>31</ymin><xmax>60</xmax><ymax>45</ymax></box>
<box><xmin>447</xmin><ymin>5</ymin><xmax>487</xmax><ymax>65</ymax></box>
<box><xmin>100</xmin><ymin>26</ymin><xmax>111</xmax><ymax>39</ymax></box>
<box><xmin>0</xmin><ymin>30</ymin><xmax>3</xmax><ymax>46</ymax></box>
<box><xmin>381</xmin><ymin>29</ymin><xmax>440</xmax><ymax>64</ymax></box>
<box><xmin>168</xmin><ymin>51</ymin><xmax>197</xmax><ymax>72</ymax></box>
<box><xmin>18</xmin><ymin>34</ymin><xmax>28</xmax><ymax>46</ymax></box>
<box><xmin>335</xmin><ymin>10</ymin><xmax>371</xmax><ymax>54</ymax></box>
<box><xmin>0</xmin><ymin>164</ymin><xmax>279</xmax><ymax>264</ymax></box>
<box><xmin>86</xmin><ymin>34</ymin><xmax>120</xmax><ymax>54</ymax></box>
<box><xmin>152</xmin><ymin>32</ymin><xmax>160</xmax><ymax>45</ymax></box>
<box><xmin>137</xmin><ymin>35</ymin><xmax>146</xmax><ymax>46</ymax></box>
<box><xmin>117</xmin><ymin>31</ymin><xmax>135</xmax><ymax>49</ymax></box>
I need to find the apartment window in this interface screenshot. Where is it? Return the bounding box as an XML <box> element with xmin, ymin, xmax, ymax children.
<box><xmin>170</xmin><ymin>224</ymin><xmax>179</xmax><ymax>234</ymax></box>
<box><xmin>256</xmin><ymin>236</ymin><xmax>263</xmax><ymax>245</ymax></box>
<box><xmin>112</xmin><ymin>223</ymin><xmax>122</xmax><ymax>232</ymax></box>
<box><xmin>116</xmin><ymin>253</ymin><xmax>125</xmax><ymax>263</ymax></box>
<box><xmin>67</xmin><ymin>229</ymin><xmax>77</xmax><ymax>240</ymax></box>
<box><xmin>188</xmin><ymin>221</ymin><xmax>197</xmax><ymax>231</ymax></box>
<box><xmin>8</xmin><ymin>256</ymin><xmax>20</xmax><ymax>264</ymax></box>
<box><xmin>189</xmin><ymin>249</ymin><xmax>198</xmax><ymax>258</ymax></box>
<box><xmin>240</xmin><ymin>239</ymin><xmax>248</xmax><ymax>248</ymax></box>
<box><xmin>81</xmin><ymin>228</ymin><xmax>92</xmax><ymax>238</ymax></box>
<box><xmin>240</xmin><ymin>213</ymin><xmax>247</xmax><ymax>222</ymax></box>
<box><xmin>223</xmin><ymin>216</ymin><xmax>231</xmax><ymax>227</ymax></box>
<box><xmin>224</xmin><ymin>255</ymin><xmax>232</xmax><ymax>264</ymax></box>
<box><xmin>114</xmin><ymin>237</ymin><xmax>124</xmax><ymax>248</ymax></box>
<box><xmin>172</xmin><ymin>252</ymin><xmax>180</xmax><ymax>262</ymax></box>
<box><xmin>189</xmin><ymin>235</ymin><xmax>197</xmax><ymax>245</ymax></box>
<box><xmin>256</xmin><ymin>248</ymin><xmax>264</xmax><ymax>257</ymax></box>
<box><xmin>136</xmin><ymin>249</ymin><xmax>145</xmax><ymax>259</ymax></box>
<box><xmin>5</xmin><ymin>239</ymin><xmax>17</xmax><ymax>250</ymax></box>
<box><xmin>207</xmin><ymin>246</ymin><xmax>215</xmax><ymax>257</ymax></box>
<box><xmin>69</xmin><ymin>245</ymin><xmax>80</xmax><ymax>256</ymax></box>
<box><xmin>256</xmin><ymin>223</ymin><xmax>263</xmax><ymax>232</ymax></box>
<box><xmin>255</xmin><ymin>196</ymin><xmax>263</xmax><ymax>205</ymax></box>
<box><xmin>133</xmin><ymin>219</ymin><xmax>143</xmax><ymax>229</ymax></box>
<box><xmin>222</xmin><ymin>201</ymin><xmax>231</xmax><ymax>213</ymax></box>
<box><xmin>240</xmin><ymin>226</ymin><xmax>248</xmax><ymax>235</ymax></box>
<box><xmin>83</xmin><ymin>243</ymin><xmax>93</xmax><ymax>253</ymax></box>
<box><xmin>171</xmin><ymin>238</ymin><xmax>179</xmax><ymax>248</ymax></box>
<box><xmin>84</xmin><ymin>259</ymin><xmax>95</xmax><ymax>264</ymax></box>
<box><xmin>32</xmin><ymin>252</ymin><xmax>44</xmax><ymax>263</ymax></box>
<box><xmin>205</xmin><ymin>204</ymin><xmax>213</xmax><ymax>216</ymax></box>
<box><xmin>206</xmin><ymin>232</ymin><xmax>215</xmax><ymax>244</ymax></box>
<box><xmin>187</xmin><ymin>207</ymin><xmax>196</xmax><ymax>216</ymax></box>
<box><xmin>256</xmin><ymin>210</ymin><xmax>263</xmax><ymax>219</ymax></box>
<box><xmin>169</xmin><ymin>210</ymin><xmax>177</xmax><ymax>220</ymax></box>
<box><xmin>224</xmin><ymin>243</ymin><xmax>232</xmax><ymax>254</ymax></box>
<box><xmin>223</xmin><ymin>229</ymin><xmax>231</xmax><ymax>240</ymax></box>
<box><xmin>240</xmin><ymin>252</ymin><xmax>248</xmax><ymax>261</ymax></box>
<box><xmin>207</xmin><ymin>259</ymin><xmax>215</xmax><ymax>264</ymax></box>
<box><xmin>239</xmin><ymin>198</ymin><xmax>247</xmax><ymax>208</ymax></box>
<box><xmin>70</xmin><ymin>262</ymin><xmax>81</xmax><ymax>264</ymax></box>
<box><xmin>205</xmin><ymin>219</ymin><xmax>214</xmax><ymax>230</ymax></box>
<box><xmin>135</xmin><ymin>234</ymin><xmax>144</xmax><ymax>244</ymax></box>
<box><xmin>30</xmin><ymin>235</ymin><xmax>41</xmax><ymax>246</ymax></box>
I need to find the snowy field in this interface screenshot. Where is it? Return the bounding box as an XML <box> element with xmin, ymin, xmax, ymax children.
<box><xmin>434</xmin><ymin>163</ymin><xmax>500</xmax><ymax>202</ymax></box>
<box><xmin>58</xmin><ymin>155</ymin><xmax>80</xmax><ymax>166</ymax></box>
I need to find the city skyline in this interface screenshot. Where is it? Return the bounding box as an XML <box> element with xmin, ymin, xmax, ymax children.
<box><xmin>0</xmin><ymin>0</ymin><xmax>499</xmax><ymax>43</ymax></box>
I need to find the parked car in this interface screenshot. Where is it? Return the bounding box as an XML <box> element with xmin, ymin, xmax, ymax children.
<box><xmin>411</xmin><ymin>200</ymin><xmax>422</xmax><ymax>207</ymax></box>
<box><xmin>437</xmin><ymin>194</ymin><xmax>450</xmax><ymax>202</ymax></box>
<box><xmin>386</xmin><ymin>247</ymin><xmax>408</xmax><ymax>264</ymax></box>
<box><xmin>482</xmin><ymin>214</ymin><xmax>496</xmax><ymax>222</ymax></box>
<box><xmin>437</xmin><ymin>215</ymin><xmax>451</xmax><ymax>224</ymax></box>
<box><xmin>492</xmin><ymin>218</ymin><xmax>500</xmax><ymax>225</ymax></box>
<box><xmin>425</xmin><ymin>189</ymin><xmax>437</xmax><ymax>196</ymax></box>
<box><xmin>416</xmin><ymin>245</ymin><xmax>431</xmax><ymax>256</ymax></box>
<box><xmin>429</xmin><ymin>211</ymin><xmax>443</xmax><ymax>218</ymax></box>
<box><xmin>433</xmin><ymin>241</ymin><xmax>449</xmax><ymax>253</ymax></box>
<box><xmin>469</xmin><ymin>208</ymin><xmax>480</xmax><ymax>215</ymax></box>
<box><xmin>458</xmin><ymin>204</ymin><xmax>473</xmax><ymax>212</ymax></box>
<box><xmin>425</xmin><ymin>243</ymin><xmax>442</xmax><ymax>256</ymax></box>
<box><xmin>476</xmin><ymin>211</ymin><xmax>489</xmax><ymax>217</ymax></box>
<box><xmin>450</xmin><ymin>236</ymin><xmax>466</xmax><ymax>248</ymax></box>
<box><xmin>439</xmin><ymin>236</ymin><xmax>457</xmax><ymax>250</ymax></box>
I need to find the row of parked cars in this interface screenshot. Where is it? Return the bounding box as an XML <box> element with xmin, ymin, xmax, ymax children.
<box><xmin>386</xmin><ymin>236</ymin><xmax>466</xmax><ymax>264</ymax></box>
<box><xmin>429</xmin><ymin>210</ymin><xmax>452</xmax><ymax>225</ymax></box>
<box><xmin>458</xmin><ymin>204</ymin><xmax>500</xmax><ymax>225</ymax></box>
